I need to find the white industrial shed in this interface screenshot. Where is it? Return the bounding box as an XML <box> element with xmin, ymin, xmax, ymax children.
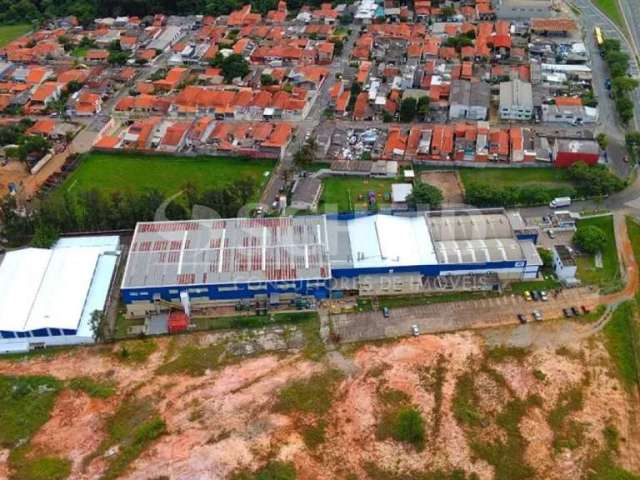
<box><xmin>0</xmin><ymin>236</ymin><xmax>120</xmax><ymax>354</ymax></box>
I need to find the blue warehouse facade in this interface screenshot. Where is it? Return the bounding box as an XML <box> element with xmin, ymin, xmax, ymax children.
<box><xmin>121</xmin><ymin>209</ymin><xmax>542</xmax><ymax>309</ymax></box>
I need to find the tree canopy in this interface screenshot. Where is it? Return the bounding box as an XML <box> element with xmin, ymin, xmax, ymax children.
<box><xmin>210</xmin><ymin>53</ymin><xmax>249</xmax><ymax>82</ymax></box>
<box><xmin>573</xmin><ymin>224</ymin><xmax>607</xmax><ymax>254</ymax></box>
<box><xmin>406</xmin><ymin>181</ymin><xmax>443</xmax><ymax>209</ymax></box>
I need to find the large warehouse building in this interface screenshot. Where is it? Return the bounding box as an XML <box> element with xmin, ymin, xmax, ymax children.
<box><xmin>0</xmin><ymin>236</ymin><xmax>120</xmax><ymax>353</ymax></box>
<box><xmin>121</xmin><ymin>209</ymin><xmax>541</xmax><ymax>311</ymax></box>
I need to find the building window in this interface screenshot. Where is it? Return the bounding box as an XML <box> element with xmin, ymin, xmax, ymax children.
<box><xmin>218</xmin><ymin>285</ymin><xmax>239</xmax><ymax>292</ymax></box>
<box><xmin>248</xmin><ymin>283</ymin><xmax>267</xmax><ymax>290</ymax></box>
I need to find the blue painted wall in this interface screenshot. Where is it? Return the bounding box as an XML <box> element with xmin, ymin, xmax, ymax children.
<box><xmin>122</xmin><ymin>278</ymin><xmax>332</xmax><ymax>304</ymax></box>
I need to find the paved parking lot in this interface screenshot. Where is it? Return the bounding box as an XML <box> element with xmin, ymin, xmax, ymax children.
<box><xmin>330</xmin><ymin>287</ymin><xmax>601</xmax><ymax>343</ymax></box>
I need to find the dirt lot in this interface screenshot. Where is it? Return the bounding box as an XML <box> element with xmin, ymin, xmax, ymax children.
<box><xmin>0</xmin><ymin>159</ymin><xmax>29</xmax><ymax>196</ymax></box>
<box><xmin>421</xmin><ymin>170</ymin><xmax>464</xmax><ymax>205</ymax></box>
<box><xmin>0</xmin><ymin>324</ymin><xmax>638</xmax><ymax>480</ymax></box>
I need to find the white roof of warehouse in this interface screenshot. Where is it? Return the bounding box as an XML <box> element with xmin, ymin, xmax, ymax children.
<box><xmin>346</xmin><ymin>214</ymin><xmax>438</xmax><ymax>268</ymax></box>
<box><xmin>0</xmin><ymin>236</ymin><xmax>119</xmax><ymax>334</ymax></box>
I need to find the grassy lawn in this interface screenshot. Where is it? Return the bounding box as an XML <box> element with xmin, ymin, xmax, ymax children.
<box><xmin>603</xmin><ymin>302</ymin><xmax>640</xmax><ymax>390</ymax></box>
<box><xmin>458</xmin><ymin>168</ymin><xmax>571</xmax><ymax>189</ymax></box>
<box><xmin>593</xmin><ymin>0</ymin><xmax>625</xmax><ymax>28</ymax></box>
<box><xmin>377</xmin><ymin>291</ymin><xmax>499</xmax><ymax>309</ymax></box>
<box><xmin>575</xmin><ymin>216</ymin><xmax>620</xmax><ymax>289</ymax></box>
<box><xmin>508</xmin><ymin>278</ymin><xmax>562</xmax><ymax>294</ymax></box>
<box><xmin>320</xmin><ymin>176</ymin><xmax>399</xmax><ymax>212</ymax></box>
<box><xmin>60</xmin><ymin>152</ymin><xmax>275</xmax><ymax>198</ymax></box>
<box><xmin>0</xmin><ymin>24</ymin><xmax>31</xmax><ymax>47</ymax></box>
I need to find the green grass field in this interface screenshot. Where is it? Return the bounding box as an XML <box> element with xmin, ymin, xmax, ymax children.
<box><xmin>576</xmin><ymin>215</ymin><xmax>620</xmax><ymax>288</ymax></box>
<box><xmin>320</xmin><ymin>176</ymin><xmax>398</xmax><ymax>212</ymax></box>
<box><xmin>458</xmin><ymin>168</ymin><xmax>571</xmax><ymax>189</ymax></box>
<box><xmin>593</xmin><ymin>0</ymin><xmax>625</xmax><ymax>28</ymax></box>
<box><xmin>60</xmin><ymin>152</ymin><xmax>275</xmax><ymax>197</ymax></box>
<box><xmin>0</xmin><ymin>24</ymin><xmax>31</xmax><ymax>47</ymax></box>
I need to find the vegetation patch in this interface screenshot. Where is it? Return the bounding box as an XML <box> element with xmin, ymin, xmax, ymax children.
<box><xmin>275</xmin><ymin>368</ymin><xmax>342</xmax><ymax>416</ymax></box>
<box><xmin>586</xmin><ymin>425</ymin><xmax>640</xmax><ymax>480</ymax></box>
<box><xmin>378</xmin><ymin>290</ymin><xmax>499</xmax><ymax>309</ymax></box>
<box><xmin>452</xmin><ymin>367</ymin><xmax>538</xmax><ymax>480</ymax></box>
<box><xmin>8</xmin><ymin>447</ymin><xmax>71</xmax><ymax>480</ymax></box>
<box><xmin>302</xmin><ymin>419</ymin><xmax>327</xmax><ymax>450</ymax></box>
<box><xmin>231</xmin><ymin>461</ymin><xmax>297</xmax><ymax>480</ymax></box>
<box><xmin>0</xmin><ymin>24</ymin><xmax>31</xmax><ymax>47</ymax></box>
<box><xmin>375</xmin><ymin>387</ymin><xmax>425</xmax><ymax>450</ymax></box>
<box><xmin>68</xmin><ymin>377</ymin><xmax>116</xmax><ymax>399</ymax></box>
<box><xmin>196</xmin><ymin>312</ymin><xmax>318</xmax><ymax>331</ymax></box>
<box><xmin>486</xmin><ymin>345</ymin><xmax>529</xmax><ymax>363</ymax></box>
<box><xmin>417</xmin><ymin>355</ymin><xmax>446</xmax><ymax>437</ymax></box>
<box><xmin>575</xmin><ymin>215</ymin><xmax>620</xmax><ymax>289</ymax></box>
<box><xmin>547</xmin><ymin>387</ymin><xmax>586</xmax><ymax>452</ymax></box>
<box><xmin>115</xmin><ymin>339</ymin><xmax>158</xmax><ymax>364</ymax></box>
<box><xmin>157</xmin><ymin>342</ymin><xmax>226</xmax><ymax>376</ymax></box>
<box><xmin>363</xmin><ymin>462</ymin><xmax>480</xmax><ymax>480</ymax></box>
<box><xmin>603</xmin><ymin>301</ymin><xmax>640</xmax><ymax>390</ymax></box>
<box><xmin>452</xmin><ymin>372</ymin><xmax>485</xmax><ymax>427</ymax></box>
<box><xmin>0</xmin><ymin>375</ymin><xmax>63</xmax><ymax>448</ymax></box>
<box><xmin>60</xmin><ymin>152</ymin><xmax>274</xmax><ymax>198</ymax></box>
<box><xmin>320</xmin><ymin>176</ymin><xmax>396</xmax><ymax>212</ymax></box>
<box><xmin>89</xmin><ymin>398</ymin><xmax>166</xmax><ymax>480</ymax></box>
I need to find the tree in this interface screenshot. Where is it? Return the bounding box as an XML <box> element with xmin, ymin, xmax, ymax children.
<box><xmin>399</xmin><ymin>97</ymin><xmax>417</xmax><ymax>122</ymax></box>
<box><xmin>90</xmin><ymin>310</ymin><xmax>106</xmax><ymax>342</ymax></box>
<box><xmin>293</xmin><ymin>137</ymin><xmax>318</xmax><ymax>168</ymax></box>
<box><xmin>212</xmin><ymin>53</ymin><xmax>249</xmax><ymax>83</ymax></box>
<box><xmin>538</xmin><ymin>247</ymin><xmax>553</xmax><ymax>273</ymax></box>
<box><xmin>567</xmin><ymin>161</ymin><xmax>625</xmax><ymax>196</ymax></box>
<box><xmin>596</xmin><ymin>133</ymin><xmax>608</xmax><ymax>150</ymax></box>
<box><xmin>440</xmin><ymin>5</ymin><xmax>456</xmax><ymax>18</ymax></box>
<box><xmin>108</xmin><ymin>50</ymin><xmax>129</xmax><ymax>65</ymax></box>
<box><xmin>260</xmin><ymin>73</ymin><xmax>277</xmax><ymax>86</ymax></box>
<box><xmin>573</xmin><ymin>224</ymin><xmax>607</xmax><ymax>254</ymax></box>
<box><xmin>417</xmin><ymin>96</ymin><xmax>430</xmax><ymax>120</ymax></box>
<box><xmin>31</xmin><ymin>222</ymin><xmax>59</xmax><ymax>247</ymax></box>
<box><xmin>406</xmin><ymin>181</ymin><xmax>443</xmax><ymax>209</ymax></box>
<box><xmin>612</xmin><ymin>77</ymin><xmax>639</xmax><ymax>95</ymax></box>
<box><xmin>615</xmin><ymin>95</ymin><xmax>634</xmax><ymax>124</ymax></box>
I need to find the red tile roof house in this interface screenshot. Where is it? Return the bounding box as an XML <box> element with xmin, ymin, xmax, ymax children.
<box><xmin>157</xmin><ymin>121</ymin><xmax>192</xmax><ymax>152</ymax></box>
<box><xmin>72</xmin><ymin>91</ymin><xmax>103</xmax><ymax>116</ymax></box>
<box><xmin>25</xmin><ymin>82</ymin><xmax>63</xmax><ymax>114</ymax></box>
<box><xmin>153</xmin><ymin>67</ymin><xmax>189</xmax><ymax>92</ymax></box>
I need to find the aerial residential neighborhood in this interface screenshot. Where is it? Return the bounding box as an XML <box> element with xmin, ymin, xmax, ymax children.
<box><xmin>0</xmin><ymin>0</ymin><xmax>640</xmax><ymax>479</ymax></box>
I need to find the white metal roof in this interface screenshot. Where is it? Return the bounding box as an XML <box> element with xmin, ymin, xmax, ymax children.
<box><xmin>346</xmin><ymin>215</ymin><xmax>438</xmax><ymax>268</ymax></box>
<box><xmin>0</xmin><ymin>248</ymin><xmax>51</xmax><ymax>331</ymax></box>
<box><xmin>0</xmin><ymin>237</ymin><xmax>119</xmax><ymax>334</ymax></box>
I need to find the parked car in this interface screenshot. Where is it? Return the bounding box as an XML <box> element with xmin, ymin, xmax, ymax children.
<box><xmin>382</xmin><ymin>307</ymin><xmax>390</xmax><ymax>318</ymax></box>
<box><xmin>517</xmin><ymin>314</ymin><xmax>527</xmax><ymax>324</ymax></box>
<box><xmin>532</xmin><ymin>310</ymin><xmax>543</xmax><ymax>321</ymax></box>
<box><xmin>540</xmin><ymin>291</ymin><xmax>549</xmax><ymax>302</ymax></box>
<box><xmin>532</xmin><ymin>290</ymin><xmax>541</xmax><ymax>301</ymax></box>
<box><xmin>523</xmin><ymin>291</ymin><xmax>532</xmax><ymax>301</ymax></box>
<box><xmin>548</xmin><ymin>229</ymin><xmax>556</xmax><ymax>239</ymax></box>
<box><xmin>605</xmin><ymin>78</ymin><xmax>612</xmax><ymax>89</ymax></box>
<box><xmin>563</xmin><ymin>308</ymin><xmax>574</xmax><ymax>318</ymax></box>
<box><xmin>411</xmin><ymin>324</ymin><xmax>420</xmax><ymax>336</ymax></box>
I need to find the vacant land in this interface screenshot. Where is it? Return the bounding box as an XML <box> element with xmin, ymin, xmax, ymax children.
<box><xmin>458</xmin><ymin>167</ymin><xmax>571</xmax><ymax>189</ymax></box>
<box><xmin>420</xmin><ymin>171</ymin><xmax>464</xmax><ymax>204</ymax></box>
<box><xmin>594</xmin><ymin>0</ymin><xmax>625</xmax><ymax>28</ymax></box>
<box><xmin>321</xmin><ymin>176</ymin><xmax>397</xmax><ymax>211</ymax></box>
<box><xmin>0</xmin><ymin>326</ymin><xmax>638</xmax><ymax>480</ymax></box>
<box><xmin>60</xmin><ymin>152</ymin><xmax>275</xmax><ymax>197</ymax></box>
<box><xmin>576</xmin><ymin>215</ymin><xmax>620</xmax><ymax>288</ymax></box>
<box><xmin>0</xmin><ymin>24</ymin><xmax>31</xmax><ymax>47</ymax></box>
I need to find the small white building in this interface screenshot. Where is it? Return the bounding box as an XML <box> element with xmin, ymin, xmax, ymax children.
<box><xmin>391</xmin><ymin>183</ymin><xmax>413</xmax><ymax>209</ymax></box>
<box><xmin>552</xmin><ymin>244</ymin><xmax>577</xmax><ymax>281</ymax></box>
<box><xmin>0</xmin><ymin>236</ymin><xmax>120</xmax><ymax>354</ymax></box>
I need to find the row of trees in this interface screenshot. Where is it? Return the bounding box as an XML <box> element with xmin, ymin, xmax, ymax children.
<box><xmin>601</xmin><ymin>38</ymin><xmax>639</xmax><ymax>124</ymax></box>
<box><xmin>0</xmin><ymin>0</ymin><xmax>330</xmax><ymax>26</ymax></box>
<box><xmin>0</xmin><ymin>178</ymin><xmax>258</xmax><ymax>247</ymax></box>
<box><xmin>464</xmin><ymin>162</ymin><xmax>625</xmax><ymax>208</ymax></box>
